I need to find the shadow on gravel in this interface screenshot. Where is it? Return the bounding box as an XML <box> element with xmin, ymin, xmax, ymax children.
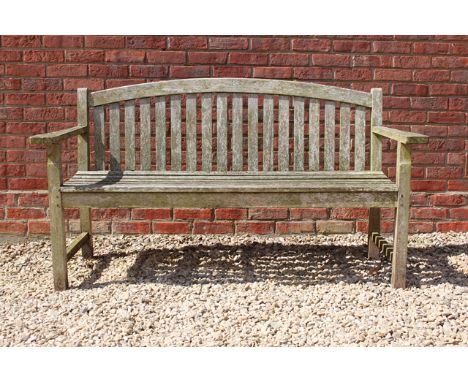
<box><xmin>76</xmin><ymin>241</ymin><xmax>468</xmax><ymax>289</ymax></box>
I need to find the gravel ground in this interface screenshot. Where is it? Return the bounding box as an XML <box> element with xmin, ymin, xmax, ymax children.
<box><xmin>0</xmin><ymin>232</ymin><xmax>466</xmax><ymax>346</ymax></box>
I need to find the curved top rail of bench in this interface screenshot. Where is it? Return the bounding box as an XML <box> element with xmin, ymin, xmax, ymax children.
<box><xmin>89</xmin><ymin>78</ymin><xmax>373</xmax><ymax>107</ymax></box>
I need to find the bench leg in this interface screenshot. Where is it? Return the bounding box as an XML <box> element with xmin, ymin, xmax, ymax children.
<box><xmin>47</xmin><ymin>144</ymin><xmax>68</xmax><ymax>291</ymax></box>
<box><xmin>367</xmin><ymin>208</ymin><xmax>380</xmax><ymax>259</ymax></box>
<box><xmin>80</xmin><ymin>207</ymin><xmax>94</xmax><ymax>258</ymax></box>
<box><xmin>392</xmin><ymin>142</ymin><xmax>411</xmax><ymax>289</ymax></box>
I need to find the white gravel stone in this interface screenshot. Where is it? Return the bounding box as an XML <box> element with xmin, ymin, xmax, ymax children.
<box><xmin>0</xmin><ymin>232</ymin><xmax>466</xmax><ymax>346</ymax></box>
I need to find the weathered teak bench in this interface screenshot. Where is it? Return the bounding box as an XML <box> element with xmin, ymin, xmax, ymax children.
<box><xmin>30</xmin><ymin>78</ymin><xmax>428</xmax><ymax>291</ymax></box>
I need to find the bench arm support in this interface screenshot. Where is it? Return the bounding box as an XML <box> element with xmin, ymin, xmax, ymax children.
<box><xmin>29</xmin><ymin>125</ymin><xmax>88</xmax><ymax>146</ymax></box>
<box><xmin>372</xmin><ymin>126</ymin><xmax>429</xmax><ymax>145</ymax></box>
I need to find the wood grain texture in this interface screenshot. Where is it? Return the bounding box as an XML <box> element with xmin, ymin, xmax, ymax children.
<box><xmin>278</xmin><ymin>96</ymin><xmax>289</xmax><ymax>171</ymax></box>
<box><xmin>263</xmin><ymin>95</ymin><xmax>274</xmax><ymax>172</ymax></box>
<box><xmin>355</xmin><ymin>106</ymin><xmax>366</xmax><ymax>171</ymax></box>
<box><xmin>186</xmin><ymin>94</ymin><xmax>197</xmax><ymax>172</ymax></box>
<box><xmin>91</xmin><ymin>78</ymin><xmax>372</xmax><ymax>107</ymax></box>
<box><xmin>370</xmin><ymin>88</ymin><xmax>383</xmax><ymax>171</ymax></box>
<box><xmin>232</xmin><ymin>94</ymin><xmax>243</xmax><ymax>171</ymax></box>
<box><xmin>109</xmin><ymin>102</ymin><xmax>121</xmax><ymax>171</ymax></box>
<box><xmin>248</xmin><ymin>94</ymin><xmax>258</xmax><ymax>171</ymax></box>
<box><xmin>372</xmin><ymin>126</ymin><xmax>429</xmax><ymax>144</ymax></box>
<box><xmin>124</xmin><ymin>100</ymin><xmax>135</xmax><ymax>171</ymax></box>
<box><xmin>339</xmin><ymin>103</ymin><xmax>350</xmax><ymax>171</ymax></box>
<box><xmin>30</xmin><ymin>125</ymin><xmax>87</xmax><ymax>145</ymax></box>
<box><xmin>140</xmin><ymin>98</ymin><xmax>151</xmax><ymax>170</ymax></box>
<box><xmin>324</xmin><ymin>101</ymin><xmax>335</xmax><ymax>171</ymax></box>
<box><xmin>201</xmin><ymin>94</ymin><xmax>212</xmax><ymax>172</ymax></box>
<box><xmin>155</xmin><ymin>96</ymin><xmax>166</xmax><ymax>171</ymax></box>
<box><xmin>293</xmin><ymin>97</ymin><xmax>305</xmax><ymax>171</ymax></box>
<box><xmin>93</xmin><ymin>105</ymin><xmax>105</xmax><ymax>171</ymax></box>
<box><xmin>368</xmin><ymin>207</ymin><xmax>381</xmax><ymax>259</ymax></box>
<box><xmin>170</xmin><ymin>95</ymin><xmax>181</xmax><ymax>171</ymax></box>
<box><xmin>217</xmin><ymin>93</ymin><xmax>228</xmax><ymax>172</ymax></box>
<box><xmin>309</xmin><ymin>99</ymin><xmax>320</xmax><ymax>171</ymax></box>
<box><xmin>77</xmin><ymin>88</ymin><xmax>89</xmax><ymax>172</ymax></box>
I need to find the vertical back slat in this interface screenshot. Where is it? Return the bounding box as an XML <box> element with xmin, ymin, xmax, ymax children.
<box><xmin>355</xmin><ymin>106</ymin><xmax>366</xmax><ymax>171</ymax></box>
<box><xmin>77</xmin><ymin>88</ymin><xmax>89</xmax><ymax>172</ymax></box>
<box><xmin>155</xmin><ymin>96</ymin><xmax>166</xmax><ymax>171</ymax></box>
<box><xmin>309</xmin><ymin>99</ymin><xmax>320</xmax><ymax>171</ymax></box>
<box><xmin>324</xmin><ymin>101</ymin><xmax>335</xmax><ymax>171</ymax></box>
<box><xmin>232</xmin><ymin>94</ymin><xmax>243</xmax><ymax>171</ymax></box>
<box><xmin>109</xmin><ymin>102</ymin><xmax>120</xmax><ymax>171</ymax></box>
<box><xmin>293</xmin><ymin>97</ymin><xmax>304</xmax><ymax>171</ymax></box>
<box><xmin>339</xmin><ymin>103</ymin><xmax>351</xmax><ymax>171</ymax></box>
<box><xmin>263</xmin><ymin>95</ymin><xmax>274</xmax><ymax>172</ymax></box>
<box><xmin>124</xmin><ymin>100</ymin><xmax>135</xmax><ymax>171</ymax></box>
<box><xmin>217</xmin><ymin>93</ymin><xmax>228</xmax><ymax>172</ymax></box>
<box><xmin>93</xmin><ymin>105</ymin><xmax>105</xmax><ymax>171</ymax></box>
<box><xmin>170</xmin><ymin>95</ymin><xmax>181</xmax><ymax>171</ymax></box>
<box><xmin>247</xmin><ymin>94</ymin><xmax>258</xmax><ymax>172</ymax></box>
<box><xmin>370</xmin><ymin>88</ymin><xmax>383</xmax><ymax>171</ymax></box>
<box><xmin>186</xmin><ymin>94</ymin><xmax>197</xmax><ymax>172</ymax></box>
<box><xmin>278</xmin><ymin>96</ymin><xmax>289</xmax><ymax>171</ymax></box>
<box><xmin>140</xmin><ymin>98</ymin><xmax>151</xmax><ymax>170</ymax></box>
<box><xmin>201</xmin><ymin>94</ymin><xmax>212</xmax><ymax>172</ymax></box>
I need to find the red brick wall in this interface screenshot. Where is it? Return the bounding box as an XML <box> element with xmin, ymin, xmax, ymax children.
<box><xmin>1</xmin><ymin>35</ymin><xmax>467</xmax><ymax>236</ymax></box>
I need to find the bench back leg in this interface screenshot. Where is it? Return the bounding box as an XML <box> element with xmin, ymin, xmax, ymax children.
<box><xmin>79</xmin><ymin>207</ymin><xmax>93</xmax><ymax>258</ymax></box>
<box><xmin>47</xmin><ymin>144</ymin><xmax>68</xmax><ymax>291</ymax></box>
<box><xmin>367</xmin><ymin>208</ymin><xmax>381</xmax><ymax>259</ymax></box>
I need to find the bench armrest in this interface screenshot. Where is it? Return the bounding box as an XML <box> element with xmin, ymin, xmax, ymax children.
<box><xmin>372</xmin><ymin>126</ymin><xmax>428</xmax><ymax>144</ymax></box>
<box><xmin>29</xmin><ymin>125</ymin><xmax>88</xmax><ymax>145</ymax></box>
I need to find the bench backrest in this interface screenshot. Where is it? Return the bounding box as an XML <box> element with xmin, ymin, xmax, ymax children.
<box><xmin>80</xmin><ymin>78</ymin><xmax>383</xmax><ymax>173</ymax></box>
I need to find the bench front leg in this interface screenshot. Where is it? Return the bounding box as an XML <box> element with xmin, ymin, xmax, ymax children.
<box><xmin>392</xmin><ymin>142</ymin><xmax>412</xmax><ymax>288</ymax></box>
<box><xmin>47</xmin><ymin>144</ymin><xmax>68</xmax><ymax>290</ymax></box>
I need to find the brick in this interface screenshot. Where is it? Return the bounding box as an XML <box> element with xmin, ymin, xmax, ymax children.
<box><xmin>88</xmin><ymin>64</ymin><xmax>128</xmax><ymax>77</ymax></box>
<box><xmin>8</xmin><ymin>178</ymin><xmax>47</xmax><ymax>190</ymax></box>
<box><xmin>7</xmin><ymin>207</ymin><xmax>46</xmax><ymax>220</ymax></box>
<box><xmin>215</xmin><ymin>208</ymin><xmax>247</xmax><ymax>220</ymax></box>
<box><xmin>413</xmin><ymin>42</ymin><xmax>450</xmax><ymax>54</ymax></box>
<box><xmin>290</xmin><ymin>208</ymin><xmax>328</xmax><ymax>220</ymax></box>
<box><xmin>91</xmin><ymin>208</ymin><xmax>130</xmax><ymax>219</ymax></box>
<box><xmin>126</xmin><ymin>36</ymin><xmax>166</xmax><ymax>49</ymax></box>
<box><xmin>276</xmin><ymin>221</ymin><xmax>315</xmax><ymax>234</ymax></box>
<box><xmin>168</xmin><ymin>36</ymin><xmax>207</xmax><ymax>50</ymax></box>
<box><xmin>65</xmin><ymin>50</ymin><xmax>105</xmax><ymax>62</ymax></box>
<box><xmin>69</xmin><ymin>220</ymin><xmax>111</xmax><ymax>234</ymax></box>
<box><xmin>449</xmin><ymin>98</ymin><xmax>468</xmax><ymax>111</ymax></box>
<box><xmin>47</xmin><ymin>64</ymin><xmax>88</xmax><ymax>77</ymax></box>
<box><xmin>392</xmin><ymin>56</ymin><xmax>431</xmax><ymax>68</ymax></box>
<box><xmin>229</xmin><ymin>52</ymin><xmax>269</xmax><ymax>65</ymax></box>
<box><xmin>335</xmin><ymin>68</ymin><xmax>372</xmax><ymax>80</ymax></box>
<box><xmin>28</xmin><ymin>221</ymin><xmax>50</xmax><ymax>235</ymax></box>
<box><xmin>0</xmin><ymin>78</ymin><xmax>22</xmax><ymax>90</ymax></box>
<box><xmin>46</xmin><ymin>93</ymin><xmax>76</xmax><ymax>105</ymax></box>
<box><xmin>0</xmin><ymin>107</ymin><xmax>23</xmax><ymax>120</ymax></box>
<box><xmin>316</xmin><ymin>220</ymin><xmax>353</xmax><ymax>234</ymax></box>
<box><xmin>414</xmin><ymin>69</ymin><xmax>450</xmax><ymax>82</ymax></box>
<box><xmin>0</xmin><ymin>221</ymin><xmax>27</xmax><ymax>235</ymax></box>
<box><xmin>25</xmin><ymin>164</ymin><xmax>46</xmax><ymax>177</ymax></box>
<box><xmin>291</xmin><ymin>38</ymin><xmax>330</xmax><ymax>52</ymax></box>
<box><xmin>388</xmin><ymin>110</ymin><xmax>426</xmax><ymax>123</ymax></box>
<box><xmin>236</xmin><ymin>221</ymin><xmax>274</xmax><ymax>234</ymax></box>
<box><xmin>0</xmin><ymin>50</ymin><xmax>23</xmax><ymax>61</ymax></box>
<box><xmin>393</xmin><ymin>83</ymin><xmax>428</xmax><ymax>96</ymax></box>
<box><xmin>372</xmin><ymin>41</ymin><xmax>411</xmax><ymax>53</ymax></box>
<box><xmin>249</xmin><ymin>208</ymin><xmax>288</xmax><ymax>220</ymax></box>
<box><xmin>113</xmin><ymin>221</ymin><xmax>151</xmax><ymax>234</ymax></box>
<box><xmin>2</xmin><ymin>35</ymin><xmax>41</xmax><ymax>47</ymax></box>
<box><xmin>6</xmin><ymin>64</ymin><xmax>45</xmax><ymax>77</ymax></box>
<box><xmin>451</xmin><ymin>43</ymin><xmax>468</xmax><ymax>55</ymax></box>
<box><xmin>193</xmin><ymin>221</ymin><xmax>233</xmax><ymax>234</ymax></box>
<box><xmin>312</xmin><ymin>54</ymin><xmax>349</xmax><ymax>66</ymax></box>
<box><xmin>24</xmin><ymin>107</ymin><xmax>65</xmax><ymax>121</ymax></box>
<box><xmin>105</xmin><ymin>79</ymin><xmax>142</xmax><ymax>88</ymax></box>
<box><xmin>209</xmin><ymin>37</ymin><xmax>249</xmax><ymax>50</ymax></box>
<box><xmin>447</xmin><ymin>153</ymin><xmax>465</xmax><ymax>165</ymax></box>
<box><xmin>174</xmin><ymin>208</ymin><xmax>212</xmax><ymax>220</ymax></box>
<box><xmin>411</xmin><ymin>180</ymin><xmax>446</xmax><ymax>192</ymax></box>
<box><xmin>409</xmin><ymin>221</ymin><xmax>434</xmax><ymax>233</ymax></box>
<box><xmin>64</xmin><ymin>208</ymin><xmax>80</xmax><ymax>219</ymax></box>
<box><xmin>374</xmin><ymin>69</ymin><xmax>412</xmax><ymax>81</ymax></box>
<box><xmin>23</xmin><ymin>50</ymin><xmax>64</xmax><ymax>63</ymax></box>
<box><xmin>105</xmin><ymin>50</ymin><xmax>145</xmax><ymax>63</ymax></box>
<box><xmin>449</xmin><ymin>208</ymin><xmax>468</xmax><ymax>219</ymax></box>
<box><xmin>410</xmin><ymin>207</ymin><xmax>447</xmax><ymax>219</ymax></box>
<box><xmin>333</xmin><ymin>40</ymin><xmax>371</xmax><ymax>52</ymax></box>
<box><xmin>170</xmin><ymin>66</ymin><xmax>210</xmax><ymax>78</ymax></box>
<box><xmin>0</xmin><ymin>193</ymin><xmax>16</xmax><ymax>206</ymax></box>
<box><xmin>188</xmin><ymin>52</ymin><xmax>227</xmax><ymax>64</ymax></box>
<box><xmin>410</xmin><ymin>97</ymin><xmax>447</xmax><ymax>110</ymax></box>
<box><xmin>253</xmin><ymin>67</ymin><xmax>292</xmax><ymax>79</ymax></box>
<box><xmin>130</xmin><ymin>65</ymin><xmax>167</xmax><ymax>78</ymax></box>
<box><xmin>428</xmin><ymin>112</ymin><xmax>465</xmax><ymax>124</ymax></box>
<box><xmin>448</xmin><ymin>180</ymin><xmax>468</xmax><ymax>191</ymax></box>
<box><xmin>153</xmin><ymin>221</ymin><xmax>191</xmax><ymax>234</ymax></box>
<box><xmin>4</xmin><ymin>164</ymin><xmax>25</xmax><ymax>176</ymax></box>
<box><xmin>43</xmin><ymin>36</ymin><xmax>83</xmax><ymax>48</ymax></box>
<box><xmin>293</xmin><ymin>67</ymin><xmax>333</xmax><ymax>80</ymax></box>
<box><xmin>85</xmin><ymin>36</ymin><xmax>125</xmax><ymax>48</ymax></box>
<box><xmin>352</xmin><ymin>55</ymin><xmax>392</xmax><ymax>67</ymax></box>
<box><xmin>146</xmin><ymin>51</ymin><xmax>186</xmax><ymax>64</ymax></box>
<box><xmin>18</xmin><ymin>193</ymin><xmax>48</xmax><ymax>207</ymax></box>
<box><xmin>432</xmin><ymin>56</ymin><xmax>468</xmax><ymax>68</ymax></box>
<box><xmin>431</xmin><ymin>194</ymin><xmax>466</xmax><ymax>206</ymax></box>
<box><xmin>384</xmin><ymin>96</ymin><xmax>410</xmax><ymax>109</ymax></box>
<box><xmin>451</xmin><ymin>70</ymin><xmax>468</xmax><ymax>83</ymax></box>
<box><xmin>213</xmin><ymin>66</ymin><xmax>251</xmax><ymax>77</ymax></box>
<box><xmin>331</xmin><ymin>208</ymin><xmax>368</xmax><ymax>219</ymax></box>
<box><xmin>63</xmin><ymin>78</ymin><xmax>104</xmax><ymax>91</ymax></box>
<box><xmin>426</xmin><ymin>167</ymin><xmax>462</xmax><ymax>179</ymax></box>
<box><xmin>5</xmin><ymin>93</ymin><xmax>44</xmax><ymax>106</ymax></box>
<box><xmin>436</xmin><ymin>222</ymin><xmax>468</xmax><ymax>232</ymax></box>
<box><xmin>270</xmin><ymin>53</ymin><xmax>309</xmax><ymax>66</ymax></box>
<box><xmin>429</xmin><ymin>84</ymin><xmax>467</xmax><ymax>96</ymax></box>
<box><xmin>132</xmin><ymin>208</ymin><xmax>171</xmax><ymax>220</ymax></box>
<box><xmin>252</xmin><ymin>37</ymin><xmax>290</xmax><ymax>51</ymax></box>
<box><xmin>22</xmin><ymin>78</ymin><xmax>62</xmax><ymax>91</ymax></box>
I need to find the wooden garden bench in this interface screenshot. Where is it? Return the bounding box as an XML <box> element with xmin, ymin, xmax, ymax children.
<box><xmin>29</xmin><ymin>78</ymin><xmax>428</xmax><ymax>291</ymax></box>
